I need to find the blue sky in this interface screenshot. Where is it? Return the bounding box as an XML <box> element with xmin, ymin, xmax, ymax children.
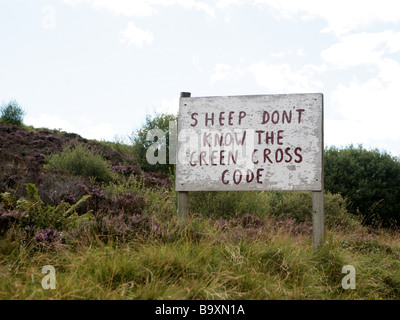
<box><xmin>1</xmin><ymin>0</ymin><xmax>400</xmax><ymax>156</ymax></box>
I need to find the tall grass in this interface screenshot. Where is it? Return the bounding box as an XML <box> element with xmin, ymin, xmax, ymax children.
<box><xmin>1</xmin><ymin>215</ymin><xmax>400</xmax><ymax>300</ymax></box>
<box><xmin>1</xmin><ymin>147</ymin><xmax>399</xmax><ymax>300</ymax></box>
<box><xmin>190</xmin><ymin>189</ymin><xmax>357</xmax><ymax>229</ymax></box>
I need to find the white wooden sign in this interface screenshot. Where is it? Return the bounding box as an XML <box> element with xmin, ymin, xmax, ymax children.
<box><xmin>176</xmin><ymin>93</ymin><xmax>323</xmax><ymax>192</ymax></box>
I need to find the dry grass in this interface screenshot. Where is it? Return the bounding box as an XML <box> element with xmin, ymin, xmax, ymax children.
<box><xmin>1</xmin><ymin>216</ymin><xmax>400</xmax><ymax>300</ymax></box>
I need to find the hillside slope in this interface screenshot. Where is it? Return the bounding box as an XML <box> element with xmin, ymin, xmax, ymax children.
<box><xmin>1</xmin><ymin>123</ymin><xmax>400</xmax><ymax>300</ymax></box>
<box><xmin>0</xmin><ymin>123</ymin><xmax>170</xmax><ymax>204</ymax></box>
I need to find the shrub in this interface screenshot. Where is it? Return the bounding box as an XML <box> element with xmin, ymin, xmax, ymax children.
<box><xmin>324</xmin><ymin>145</ymin><xmax>400</xmax><ymax>226</ymax></box>
<box><xmin>0</xmin><ymin>100</ymin><xmax>25</xmax><ymax>126</ymax></box>
<box><xmin>76</xmin><ymin>183</ymin><xmax>147</xmax><ymax>216</ymax></box>
<box><xmin>190</xmin><ymin>191</ymin><xmax>270</xmax><ymax>219</ymax></box>
<box><xmin>1</xmin><ymin>183</ymin><xmax>91</xmax><ymax>234</ymax></box>
<box><xmin>45</xmin><ymin>144</ymin><xmax>115</xmax><ymax>183</ymax></box>
<box><xmin>266</xmin><ymin>191</ymin><xmax>312</xmax><ymax>223</ymax></box>
<box><xmin>190</xmin><ymin>189</ymin><xmax>356</xmax><ymax>229</ymax></box>
<box><xmin>266</xmin><ymin>191</ymin><xmax>358</xmax><ymax>228</ymax></box>
<box><xmin>130</xmin><ymin>113</ymin><xmax>177</xmax><ymax>175</ymax></box>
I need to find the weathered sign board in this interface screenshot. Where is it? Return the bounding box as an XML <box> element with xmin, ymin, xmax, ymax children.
<box><xmin>176</xmin><ymin>93</ymin><xmax>323</xmax><ymax>192</ymax></box>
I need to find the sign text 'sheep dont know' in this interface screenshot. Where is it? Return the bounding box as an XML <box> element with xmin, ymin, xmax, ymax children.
<box><xmin>176</xmin><ymin>94</ymin><xmax>323</xmax><ymax>191</ymax></box>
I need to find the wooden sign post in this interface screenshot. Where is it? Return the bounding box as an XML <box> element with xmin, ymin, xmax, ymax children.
<box><xmin>177</xmin><ymin>92</ymin><xmax>191</xmax><ymax>220</ymax></box>
<box><xmin>176</xmin><ymin>92</ymin><xmax>324</xmax><ymax>250</ymax></box>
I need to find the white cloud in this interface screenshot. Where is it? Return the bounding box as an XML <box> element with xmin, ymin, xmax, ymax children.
<box><xmin>325</xmin><ymin>118</ymin><xmax>400</xmax><ymax>156</ymax></box>
<box><xmin>248</xmin><ymin>62</ymin><xmax>324</xmax><ymax>93</ymax></box>
<box><xmin>270</xmin><ymin>52</ymin><xmax>285</xmax><ymax>59</ymax></box>
<box><xmin>332</xmin><ymin>77</ymin><xmax>400</xmax><ymax>132</ymax></box>
<box><xmin>61</xmin><ymin>0</ymin><xmax>400</xmax><ymax>35</ymax></box>
<box><xmin>62</xmin><ymin>0</ymin><xmax>157</xmax><ymax>16</ymax></box>
<box><xmin>121</xmin><ymin>22</ymin><xmax>153</xmax><ymax>47</ymax></box>
<box><xmin>321</xmin><ymin>29</ymin><xmax>400</xmax><ymax>151</ymax></box>
<box><xmin>296</xmin><ymin>49</ymin><xmax>305</xmax><ymax>57</ymax></box>
<box><xmin>63</xmin><ymin>0</ymin><xmax>214</xmax><ymax>17</ymax></box>
<box><xmin>318</xmin><ymin>27</ymin><xmax>400</xmax><ymax>155</ymax></box>
<box><xmin>209</xmin><ymin>59</ymin><xmax>324</xmax><ymax>93</ymax></box>
<box><xmin>210</xmin><ymin>63</ymin><xmax>245</xmax><ymax>84</ymax></box>
<box><xmin>25</xmin><ymin>113</ymin><xmax>77</xmax><ymax>133</ymax></box>
<box><xmin>327</xmin><ymin>56</ymin><xmax>400</xmax><ymax>155</ymax></box>
<box><xmin>210</xmin><ymin>64</ymin><xmax>233</xmax><ymax>84</ymax></box>
<box><xmin>192</xmin><ymin>56</ymin><xmax>204</xmax><ymax>74</ymax></box>
<box><xmin>25</xmin><ymin>113</ymin><xmax>116</xmax><ymax>141</ymax></box>
<box><xmin>79</xmin><ymin>118</ymin><xmax>115</xmax><ymax>141</ymax></box>
<box><xmin>181</xmin><ymin>0</ymin><xmax>214</xmax><ymax>16</ymax></box>
<box><xmin>157</xmin><ymin>98</ymin><xmax>179</xmax><ymax>115</ymax></box>
<box><xmin>375</xmin><ymin>57</ymin><xmax>400</xmax><ymax>84</ymax></box>
<box><xmin>270</xmin><ymin>49</ymin><xmax>306</xmax><ymax>58</ymax></box>
<box><xmin>62</xmin><ymin>0</ymin><xmax>82</xmax><ymax>7</ymax></box>
<box><xmin>92</xmin><ymin>0</ymin><xmax>156</xmax><ymax>16</ymax></box>
<box><xmin>324</xmin><ymin>118</ymin><xmax>400</xmax><ymax>155</ymax></box>
<box><xmin>322</xmin><ymin>31</ymin><xmax>400</xmax><ymax>68</ymax></box>
<box><xmin>254</xmin><ymin>0</ymin><xmax>400</xmax><ymax>35</ymax></box>
<box><xmin>41</xmin><ymin>5</ymin><xmax>56</xmax><ymax>30</ymax></box>
<box><xmin>216</xmin><ymin>0</ymin><xmax>243</xmax><ymax>9</ymax></box>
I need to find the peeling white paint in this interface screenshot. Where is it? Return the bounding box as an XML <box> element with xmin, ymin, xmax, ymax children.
<box><xmin>176</xmin><ymin>93</ymin><xmax>323</xmax><ymax>191</ymax></box>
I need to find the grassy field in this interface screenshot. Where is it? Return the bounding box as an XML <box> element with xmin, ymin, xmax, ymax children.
<box><xmin>1</xmin><ymin>122</ymin><xmax>400</xmax><ymax>300</ymax></box>
<box><xmin>1</xmin><ymin>213</ymin><xmax>400</xmax><ymax>300</ymax></box>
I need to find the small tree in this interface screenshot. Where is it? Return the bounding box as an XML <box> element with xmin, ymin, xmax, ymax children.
<box><xmin>130</xmin><ymin>113</ymin><xmax>177</xmax><ymax>174</ymax></box>
<box><xmin>0</xmin><ymin>99</ymin><xmax>26</xmax><ymax>126</ymax></box>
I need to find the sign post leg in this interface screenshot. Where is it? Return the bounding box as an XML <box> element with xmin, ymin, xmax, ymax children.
<box><xmin>177</xmin><ymin>92</ymin><xmax>191</xmax><ymax>221</ymax></box>
<box><xmin>177</xmin><ymin>191</ymin><xmax>189</xmax><ymax>220</ymax></box>
<box><xmin>312</xmin><ymin>191</ymin><xmax>324</xmax><ymax>250</ymax></box>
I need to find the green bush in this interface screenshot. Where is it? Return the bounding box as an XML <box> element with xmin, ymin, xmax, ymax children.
<box><xmin>130</xmin><ymin>113</ymin><xmax>177</xmax><ymax>174</ymax></box>
<box><xmin>190</xmin><ymin>189</ymin><xmax>356</xmax><ymax>228</ymax></box>
<box><xmin>1</xmin><ymin>183</ymin><xmax>91</xmax><ymax>233</ymax></box>
<box><xmin>0</xmin><ymin>99</ymin><xmax>25</xmax><ymax>126</ymax></box>
<box><xmin>190</xmin><ymin>191</ymin><xmax>270</xmax><ymax>219</ymax></box>
<box><xmin>266</xmin><ymin>191</ymin><xmax>312</xmax><ymax>222</ymax></box>
<box><xmin>324</xmin><ymin>145</ymin><xmax>400</xmax><ymax>226</ymax></box>
<box><xmin>45</xmin><ymin>144</ymin><xmax>115</xmax><ymax>183</ymax></box>
<box><xmin>266</xmin><ymin>191</ymin><xmax>358</xmax><ymax>228</ymax></box>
